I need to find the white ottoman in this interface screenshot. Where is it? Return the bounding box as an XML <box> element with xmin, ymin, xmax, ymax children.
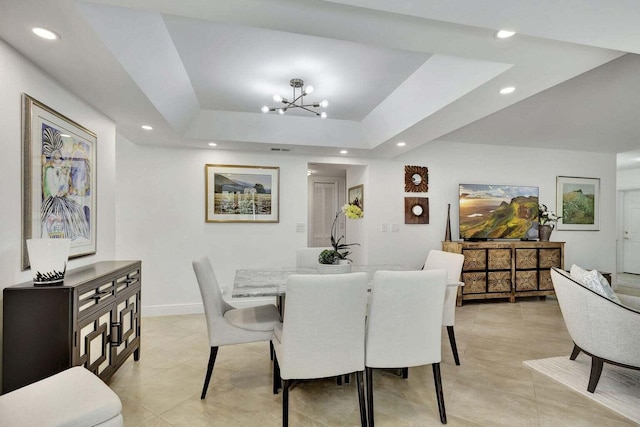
<box><xmin>0</xmin><ymin>366</ymin><xmax>122</xmax><ymax>427</ymax></box>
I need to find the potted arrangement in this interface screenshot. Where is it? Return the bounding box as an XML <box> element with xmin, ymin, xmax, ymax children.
<box><xmin>538</xmin><ymin>204</ymin><xmax>560</xmax><ymax>241</ymax></box>
<box><xmin>318</xmin><ymin>203</ymin><xmax>363</xmax><ymax>273</ymax></box>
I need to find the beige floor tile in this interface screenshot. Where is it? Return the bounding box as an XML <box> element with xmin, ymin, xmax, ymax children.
<box><xmin>103</xmin><ymin>299</ymin><xmax>637</xmax><ymax>426</ymax></box>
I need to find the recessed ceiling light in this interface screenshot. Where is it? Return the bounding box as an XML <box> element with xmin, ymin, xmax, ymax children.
<box><xmin>32</xmin><ymin>27</ymin><xmax>60</xmax><ymax>40</ymax></box>
<box><xmin>208</xmin><ymin>142</ymin><xmax>217</xmax><ymax>147</ymax></box>
<box><xmin>500</xmin><ymin>86</ymin><xmax>516</xmax><ymax>95</ymax></box>
<box><xmin>60</xmin><ymin>133</ymin><xmax>71</xmax><ymax>138</ymax></box>
<box><xmin>397</xmin><ymin>142</ymin><xmax>406</xmax><ymax>147</ymax></box>
<box><xmin>141</xmin><ymin>125</ymin><xmax>153</xmax><ymax>130</ymax></box>
<box><xmin>340</xmin><ymin>150</ymin><xmax>348</xmax><ymax>154</ymax></box>
<box><xmin>496</xmin><ymin>30</ymin><xmax>516</xmax><ymax>39</ymax></box>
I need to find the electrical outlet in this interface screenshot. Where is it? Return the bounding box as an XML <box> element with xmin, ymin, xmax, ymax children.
<box><xmin>296</xmin><ymin>223</ymin><xmax>306</xmax><ymax>233</ymax></box>
<box><xmin>381</xmin><ymin>224</ymin><xmax>389</xmax><ymax>232</ymax></box>
<box><xmin>391</xmin><ymin>224</ymin><xmax>400</xmax><ymax>232</ymax></box>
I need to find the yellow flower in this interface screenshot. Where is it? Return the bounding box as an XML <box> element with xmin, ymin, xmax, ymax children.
<box><xmin>341</xmin><ymin>203</ymin><xmax>363</xmax><ymax>219</ymax></box>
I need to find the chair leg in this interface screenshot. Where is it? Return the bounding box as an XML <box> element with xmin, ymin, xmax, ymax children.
<box><xmin>273</xmin><ymin>352</ymin><xmax>282</xmax><ymax>395</ymax></box>
<box><xmin>270</xmin><ymin>341</ymin><xmax>274</xmax><ymax>361</ymax></box>
<box><xmin>366</xmin><ymin>367</ymin><xmax>374</xmax><ymax>427</ymax></box>
<box><xmin>432</xmin><ymin>363</ymin><xmax>447</xmax><ymax>424</ymax></box>
<box><xmin>570</xmin><ymin>344</ymin><xmax>581</xmax><ymax>360</ymax></box>
<box><xmin>356</xmin><ymin>371</ymin><xmax>367</xmax><ymax>427</ymax></box>
<box><xmin>587</xmin><ymin>356</ymin><xmax>604</xmax><ymax>393</ymax></box>
<box><xmin>446</xmin><ymin>326</ymin><xmax>460</xmax><ymax>366</ymax></box>
<box><xmin>402</xmin><ymin>367</ymin><xmax>409</xmax><ymax>379</ymax></box>
<box><xmin>282</xmin><ymin>379</ymin><xmax>290</xmax><ymax>427</ymax></box>
<box><xmin>201</xmin><ymin>346</ymin><xmax>219</xmax><ymax>399</ymax></box>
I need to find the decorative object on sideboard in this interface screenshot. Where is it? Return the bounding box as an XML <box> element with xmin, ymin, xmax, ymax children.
<box><xmin>318</xmin><ymin>203</ymin><xmax>363</xmax><ymax>266</ymax></box>
<box><xmin>445</xmin><ymin>203</ymin><xmax>452</xmax><ymax>241</ymax></box>
<box><xmin>404</xmin><ymin>165</ymin><xmax>428</xmax><ymax>192</ymax></box>
<box><xmin>405</xmin><ymin>197</ymin><xmax>429</xmax><ymax>224</ymax></box>
<box><xmin>26</xmin><ymin>238</ymin><xmax>71</xmax><ymax>285</ymax></box>
<box><xmin>556</xmin><ymin>176</ymin><xmax>600</xmax><ymax>231</ymax></box>
<box><xmin>22</xmin><ymin>94</ymin><xmax>97</xmax><ymax>270</ymax></box>
<box><xmin>261</xmin><ymin>78</ymin><xmax>329</xmax><ymax>118</ymax></box>
<box><xmin>538</xmin><ymin>204</ymin><xmax>560</xmax><ymax>242</ymax></box>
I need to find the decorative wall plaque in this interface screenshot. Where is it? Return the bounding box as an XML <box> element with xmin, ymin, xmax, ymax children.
<box><xmin>404</xmin><ymin>165</ymin><xmax>428</xmax><ymax>192</ymax></box>
<box><xmin>404</xmin><ymin>197</ymin><xmax>429</xmax><ymax>224</ymax></box>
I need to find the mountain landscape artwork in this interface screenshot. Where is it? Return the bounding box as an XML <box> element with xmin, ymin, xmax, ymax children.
<box><xmin>459</xmin><ymin>184</ymin><xmax>539</xmax><ymax>240</ymax></box>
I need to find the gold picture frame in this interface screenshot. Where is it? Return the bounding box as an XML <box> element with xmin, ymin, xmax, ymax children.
<box><xmin>205</xmin><ymin>164</ymin><xmax>279</xmax><ymax>223</ymax></box>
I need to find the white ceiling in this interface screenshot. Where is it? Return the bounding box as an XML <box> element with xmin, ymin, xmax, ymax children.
<box><xmin>1</xmin><ymin>0</ymin><xmax>639</xmax><ymax>168</ymax></box>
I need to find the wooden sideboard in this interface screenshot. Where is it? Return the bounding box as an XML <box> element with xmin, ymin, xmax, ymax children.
<box><xmin>442</xmin><ymin>241</ymin><xmax>564</xmax><ymax>306</ymax></box>
<box><xmin>2</xmin><ymin>260</ymin><xmax>141</xmax><ymax>393</ymax></box>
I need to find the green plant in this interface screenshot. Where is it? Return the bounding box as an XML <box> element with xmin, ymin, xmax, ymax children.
<box><xmin>538</xmin><ymin>204</ymin><xmax>561</xmax><ymax>226</ymax></box>
<box><xmin>318</xmin><ymin>203</ymin><xmax>363</xmax><ymax>264</ymax></box>
<box><xmin>318</xmin><ymin>249</ymin><xmax>340</xmax><ymax>265</ymax></box>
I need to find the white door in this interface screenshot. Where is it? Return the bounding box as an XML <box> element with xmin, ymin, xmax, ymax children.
<box><xmin>309</xmin><ymin>178</ymin><xmax>339</xmax><ymax>247</ymax></box>
<box><xmin>623</xmin><ymin>189</ymin><xmax>640</xmax><ymax>274</ymax></box>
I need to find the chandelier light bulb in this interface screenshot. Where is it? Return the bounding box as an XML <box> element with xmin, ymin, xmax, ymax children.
<box><xmin>263</xmin><ymin>78</ymin><xmax>327</xmax><ymax>118</ymax></box>
<box><xmin>320</xmin><ymin>112</ymin><xmax>327</xmax><ymax>119</ymax></box>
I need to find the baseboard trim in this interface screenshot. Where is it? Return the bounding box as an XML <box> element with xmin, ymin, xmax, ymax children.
<box><xmin>142</xmin><ymin>296</ymin><xmax>277</xmax><ymax>317</ymax></box>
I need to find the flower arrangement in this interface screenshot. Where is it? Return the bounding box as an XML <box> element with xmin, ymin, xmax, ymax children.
<box><xmin>538</xmin><ymin>204</ymin><xmax>561</xmax><ymax>227</ymax></box>
<box><xmin>319</xmin><ymin>203</ymin><xmax>363</xmax><ymax>264</ymax></box>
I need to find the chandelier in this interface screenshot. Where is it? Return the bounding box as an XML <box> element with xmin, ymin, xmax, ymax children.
<box><xmin>261</xmin><ymin>78</ymin><xmax>329</xmax><ymax>118</ymax></box>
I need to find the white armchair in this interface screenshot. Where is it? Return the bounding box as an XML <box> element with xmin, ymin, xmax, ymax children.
<box><xmin>550</xmin><ymin>268</ymin><xmax>640</xmax><ymax>392</ymax></box>
<box><xmin>192</xmin><ymin>256</ymin><xmax>281</xmax><ymax>399</ymax></box>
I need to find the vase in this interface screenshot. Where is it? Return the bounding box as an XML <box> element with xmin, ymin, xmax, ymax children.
<box><xmin>317</xmin><ymin>263</ymin><xmax>352</xmax><ymax>274</ymax></box>
<box><xmin>444</xmin><ymin>203</ymin><xmax>452</xmax><ymax>242</ymax></box>
<box><xmin>538</xmin><ymin>225</ymin><xmax>553</xmax><ymax>242</ymax></box>
<box><xmin>26</xmin><ymin>238</ymin><xmax>71</xmax><ymax>285</ymax></box>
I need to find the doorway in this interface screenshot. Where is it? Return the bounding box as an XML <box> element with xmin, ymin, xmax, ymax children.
<box><xmin>622</xmin><ymin>189</ymin><xmax>640</xmax><ymax>274</ymax></box>
<box><xmin>307</xmin><ymin>164</ymin><xmax>346</xmax><ymax>248</ymax></box>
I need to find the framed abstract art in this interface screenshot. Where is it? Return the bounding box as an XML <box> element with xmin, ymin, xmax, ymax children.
<box><xmin>22</xmin><ymin>94</ymin><xmax>97</xmax><ymax>269</ymax></box>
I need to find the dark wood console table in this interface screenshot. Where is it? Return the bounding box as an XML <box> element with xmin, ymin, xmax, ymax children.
<box><xmin>2</xmin><ymin>260</ymin><xmax>141</xmax><ymax>393</ymax></box>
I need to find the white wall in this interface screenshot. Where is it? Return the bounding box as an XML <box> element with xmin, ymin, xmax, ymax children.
<box><xmin>115</xmin><ymin>135</ymin><xmax>617</xmax><ymax>316</ymax></box>
<box><xmin>0</xmin><ymin>39</ymin><xmax>118</xmax><ymax>288</ymax></box>
<box><xmin>618</xmin><ymin>168</ymin><xmax>640</xmax><ymax>190</ymax></box>
<box><xmin>0</xmin><ymin>38</ymin><xmax>117</xmax><ymax>386</ymax></box>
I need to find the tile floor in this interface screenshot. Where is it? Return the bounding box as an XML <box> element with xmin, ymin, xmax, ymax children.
<box><xmin>108</xmin><ymin>275</ymin><xmax>640</xmax><ymax>426</ymax></box>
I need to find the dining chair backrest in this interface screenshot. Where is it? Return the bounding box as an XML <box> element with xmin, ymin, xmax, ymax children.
<box><xmin>424</xmin><ymin>250</ymin><xmax>464</xmax><ymax>283</ymax></box>
<box><xmin>193</xmin><ymin>256</ymin><xmax>233</xmax><ymax>333</ymax></box>
<box><xmin>277</xmin><ymin>272</ymin><xmax>369</xmax><ymax>380</ymax></box>
<box><xmin>295</xmin><ymin>247</ymin><xmax>332</xmax><ymax>268</ymax></box>
<box><xmin>366</xmin><ymin>270</ymin><xmax>448</xmax><ymax>368</ymax></box>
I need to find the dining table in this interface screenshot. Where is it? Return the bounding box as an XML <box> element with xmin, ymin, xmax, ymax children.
<box><xmin>232</xmin><ymin>265</ymin><xmax>463</xmax><ymax>313</ymax></box>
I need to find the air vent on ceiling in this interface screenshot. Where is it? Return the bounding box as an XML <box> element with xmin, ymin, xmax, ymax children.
<box><xmin>270</xmin><ymin>148</ymin><xmax>291</xmax><ymax>152</ymax></box>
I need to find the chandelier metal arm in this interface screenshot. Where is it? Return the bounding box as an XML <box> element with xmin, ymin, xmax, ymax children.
<box><xmin>262</xmin><ymin>78</ymin><xmax>327</xmax><ymax>118</ymax></box>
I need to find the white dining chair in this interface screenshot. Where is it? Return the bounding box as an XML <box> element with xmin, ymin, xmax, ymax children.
<box><xmin>271</xmin><ymin>272</ymin><xmax>369</xmax><ymax>427</ymax></box>
<box><xmin>365</xmin><ymin>270</ymin><xmax>449</xmax><ymax>425</ymax></box>
<box><xmin>192</xmin><ymin>256</ymin><xmax>281</xmax><ymax>399</ymax></box>
<box><xmin>295</xmin><ymin>247</ymin><xmax>332</xmax><ymax>268</ymax></box>
<box><xmin>424</xmin><ymin>249</ymin><xmax>465</xmax><ymax>365</ymax></box>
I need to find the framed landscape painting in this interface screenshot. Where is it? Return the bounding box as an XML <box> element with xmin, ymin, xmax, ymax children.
<box><xmin>556</xmin><ymin>176</ymin><xmax>600</xmax><ymax>231</ymax></box>
<box><xmin>205</xmin><ymin>164</ymin><xmax>279</xmax><ymax>223</ymax></box>
<box><xmin>22</xmin><ymin>94</ymin><xmax>97</xmax><ymax>269</ymax></box>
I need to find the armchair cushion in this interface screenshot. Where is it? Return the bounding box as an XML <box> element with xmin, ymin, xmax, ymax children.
<box><xmin>570</xmin><ymin>264</ymin><xmax>621</xmax><ymax>304</ymax></box>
